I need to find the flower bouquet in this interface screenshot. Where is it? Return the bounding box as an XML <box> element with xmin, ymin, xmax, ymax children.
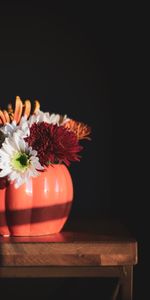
<box><xmin>0</xmin><ymin>96</ymin><xmax>91</xmax><ymax>236</ymax></box>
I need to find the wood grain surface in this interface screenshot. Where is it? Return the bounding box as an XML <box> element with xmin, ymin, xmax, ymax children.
<box><xmin>0</xmin><ymin>219</ymin><xmax>138</xmax><ymax>267</ymax></box>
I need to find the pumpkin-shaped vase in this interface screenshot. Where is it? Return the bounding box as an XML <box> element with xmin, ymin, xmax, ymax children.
<box><xmin>0</xmin><ymin>164</ymin><xmax>73</xmax><ymax>236</ymax></box>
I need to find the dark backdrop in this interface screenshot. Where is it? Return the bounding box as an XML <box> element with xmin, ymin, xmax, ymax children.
<box><xmin>0</xmin><ymin>2</ymin><xmax>144</xmax><ymax>300</ymax></box>
<box><xmin>0</xmin><ymin>2</ymin><xmax>112</xmax><ymax>220</ymax></box>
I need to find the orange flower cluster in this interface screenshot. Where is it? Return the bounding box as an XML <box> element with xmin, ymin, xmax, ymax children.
<box><xmin>0</xmin><ymin>96</ymin><xmax>40</xmax><ymax>125</ymax></box>
<box><xmin>0</xmin><ymin>96</ymin><xmax>91</xmax><ymax>142</ymax></box>
<box><xmin>65</xmin><ymin>120</ymin><xmax>91</xmax><ymax>140</ymax></box>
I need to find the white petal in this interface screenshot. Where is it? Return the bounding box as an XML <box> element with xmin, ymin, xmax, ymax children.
<box><xmin>14</xmin><ymin>176</ymin><xmax>23</xmax><ymax>188</ymax></box>
<box><xmin>0</xmin><ymin>167</ymin><xmax>11</xmax><ymax>177</ymax></box>
<box><xmin>9</xmin><ymin>171</ymin><xmax>18</xmax><ymax>181</ymax></box>
<box><xmin>13</xmin><ymin>134</ymin><xmax>21</xmax><ymax>151</ymax></box>
<box><xmin>61</xmin><ymin>116</ymin><xmax>70</xmax><ymax>125</ymax></box>
<box><xmin>18</xmin><ymin>139</ymin><xmax>25</xmax><ymax>152</ymax></box>
<box><xmin>34</xmin><ymin>161</ymin><xmax>44</xmax><ymax>170</ymax></box>
<box><xmin>6</xmin><ymin>137</ymin><xmax>18</xmax><ymax>151</ymax></box>
<box><xmin>2</xmin><ymin>142</ymin><xmax>14</xmax><ymax>155</ymax></box>
<box><xmin>12</xmin><ymin>120</ymin><xmax>17</xmax><ymax>126</ymax></box>
<box><xmin>0</xmin><ymin>148</ymin><xmax>9</xmax><ymax>158</ymax></box>
<box><xmin>30</xmin><ymin>169</ymin><xmax>39</xmax><ymax>177</ymax></box>
<box><xmin>0</xmin><ymin>161</ymin><xmax>9</xmax><ymax>169</ymax></box>
<box><xmin>30</xmin><ymin>149</ymin><xmax>37</xmax><ymax>157</ymax></box>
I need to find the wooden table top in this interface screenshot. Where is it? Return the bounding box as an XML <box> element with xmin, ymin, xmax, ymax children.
<box><xmin>0</xmin><ymin>219</ymin><xmax>138</xmax><ymax>267</ymax></box>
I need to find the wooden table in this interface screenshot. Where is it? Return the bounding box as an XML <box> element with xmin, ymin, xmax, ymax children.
<box><xmin>0</xmin><ymin>219</ymin><xmax>137</xmax><ymax>300</ymax></box>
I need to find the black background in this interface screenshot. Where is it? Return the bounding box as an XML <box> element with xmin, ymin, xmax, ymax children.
<box><xmin>0</xmin><ymin>2</ymin><xmax>145</xmax><ymax>299</ymax></box>
<box><xmin>0</xmin><ymin>2</ymin><xmax>112</xmax><ymax>220</ymax></box>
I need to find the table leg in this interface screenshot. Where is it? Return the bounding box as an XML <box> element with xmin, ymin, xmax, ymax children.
<box><xmin>121</xmin><ymin>266</ymin><xmax>133</xmax><ymax>300</ymax></box>
<box><xmin>111</xmin><ymin>279</ymin><xmax>121</xmax><ymax>300</ymax></box>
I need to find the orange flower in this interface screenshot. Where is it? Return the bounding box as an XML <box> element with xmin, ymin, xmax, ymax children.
<box><xmin>0</xmin><ymin>96</ymin><xmax>40</xmax><ymax>125</ymax></box>
<box><xmin>65</xmin><ymin>120</ymin><xmax>91</xmax><ymax>140</ymax></box>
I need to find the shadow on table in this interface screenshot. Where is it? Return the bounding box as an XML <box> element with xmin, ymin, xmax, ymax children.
<box><xmin>0</xmin><ymin>277</ymin><xmax>120</xmax><ymax>300</ymax></box>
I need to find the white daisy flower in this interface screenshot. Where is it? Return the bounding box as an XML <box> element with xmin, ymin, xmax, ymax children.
<box><xmin>0</xmin><ymin>132</ymin><xmax>44</xmax><ymax>188</ymax></box>
<box><xmin>28</xmin><ymin>110</ymin><xmax>70</xmax><ymax>127</ymax></box>
<box><xmin>0</xmin><ymin>116</ymin><xmax>29</xmax><ymax>139</ymax></box>
<box><xmin>0</xmin><ymin>121</ymin><xmax>17</xmax><ymax>136</ymax></box>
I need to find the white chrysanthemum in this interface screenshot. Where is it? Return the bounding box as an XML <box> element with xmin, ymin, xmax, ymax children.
<box><xmin>28</xmin><ymin>110</ymin><xmax>70</xmax><ymax>127</ymax></box>
<box><xmin>0</xmin><ymin>121</ymin><xmax>17</xmax><ymax>136</ymax></box>
<box><xmin>0</xmin><ymin>116</ymin><xmax>29</xmax><ymax>138</ymax></box>
<box><xmin>0</xmin><ymin>133</ymin><xmax>44</xmax><ymax>188</ymax></box>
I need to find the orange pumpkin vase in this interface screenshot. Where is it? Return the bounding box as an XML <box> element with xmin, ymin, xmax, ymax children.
<box><xmin>0</xmin><ymin>164</ymin><xmax>73</xmax><ymax>236</ymax></box>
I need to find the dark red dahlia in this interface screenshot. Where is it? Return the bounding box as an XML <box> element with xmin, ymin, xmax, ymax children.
<box><xmin>25</xmin><ymin>122</ymin><xmax>83</xmax><ymax>166</ymax></box>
